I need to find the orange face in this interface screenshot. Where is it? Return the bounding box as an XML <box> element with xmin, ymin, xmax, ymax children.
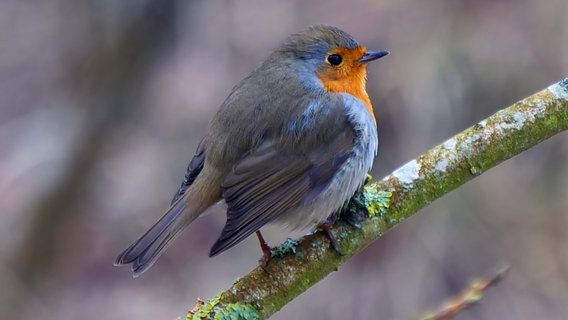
<box><xmin>316</xmin><ymin>46</ymin><xmax>375</xmax><ymax>122</ymax></box>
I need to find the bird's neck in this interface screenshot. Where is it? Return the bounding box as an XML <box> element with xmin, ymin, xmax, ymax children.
<box><xmin>319</xmin><ymin>70</ymin><xmax>376</xmax><ymax>122</ymax></box>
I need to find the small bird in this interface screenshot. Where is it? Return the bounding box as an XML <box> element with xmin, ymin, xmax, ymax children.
<box><xmin>115</xmin><ymin>25</ymin><xmax>388</xmax><ymax>276</ymax></box>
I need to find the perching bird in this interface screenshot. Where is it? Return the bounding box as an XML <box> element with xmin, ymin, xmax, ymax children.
<box><xmin>115</xmin><ymin>25</ymin><xmax>388</xmax><ymax>276</ymax></box>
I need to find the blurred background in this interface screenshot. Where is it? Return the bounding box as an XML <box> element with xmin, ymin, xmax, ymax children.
<box><xmin>1</xmin><ymin>0</ymin><xmax>567</xmax><ymax>319</ymax></box>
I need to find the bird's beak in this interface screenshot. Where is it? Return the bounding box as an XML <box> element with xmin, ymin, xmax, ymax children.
<box><xmin>358</xmin><ymin>50</ymin><xmax>390</xmax><ymax>63</ymax></box>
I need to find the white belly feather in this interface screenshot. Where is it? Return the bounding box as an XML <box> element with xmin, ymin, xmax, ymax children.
<box><xmin>276</xmin><ymin>93</ymin><xmax>378</xmax><ymax>230</ymax></box>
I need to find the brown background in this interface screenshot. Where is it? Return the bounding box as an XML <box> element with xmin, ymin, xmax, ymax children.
<box><xmin>1</xmin><ymin>0</ymin><xmax>567</xmax><ymax>319</ymax></box>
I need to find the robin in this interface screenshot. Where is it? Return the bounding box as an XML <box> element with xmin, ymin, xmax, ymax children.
<box><xmin>115</xmin><ymin>25</ymin><xmax>388</xmax><ymax>276</ymax></box>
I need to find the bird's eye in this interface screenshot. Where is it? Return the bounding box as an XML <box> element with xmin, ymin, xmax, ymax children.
<box><xmin>327</xmin><ymin>54</ymin><xmax>343</xmax><ymax>66</ymax></box>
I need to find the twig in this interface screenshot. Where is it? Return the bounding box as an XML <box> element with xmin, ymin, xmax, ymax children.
<box><xmin>419</xmin><ymin>265</ymin><xmax>510</xmax><ymax>320</ymax></box>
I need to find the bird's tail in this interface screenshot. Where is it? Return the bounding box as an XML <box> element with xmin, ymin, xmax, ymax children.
<box><xmin>114</xmin><ymin>193</ymin><xmax>197</xmax><ymax>277</ymax></box>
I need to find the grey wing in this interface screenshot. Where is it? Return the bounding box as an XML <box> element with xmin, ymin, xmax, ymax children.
<box><xmin>209</xmin><ymin>123</ymin><xmax>355</xmax><ymax>256</ymax></box>
<box><xmin>171</xmin><ymin>138</ymin><xmax>206</xmax><ymax>205</ymax></box>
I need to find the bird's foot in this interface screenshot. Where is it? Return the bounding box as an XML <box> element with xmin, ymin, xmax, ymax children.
<box><xmin>319</xmin><ymin>220</ymin><xmax>345</xmax><ymax>256</ymax></box>
<box><xmin>255</xmin><ymin>231</ymin><xmax>273</xmax><ymax>271</ymax></box>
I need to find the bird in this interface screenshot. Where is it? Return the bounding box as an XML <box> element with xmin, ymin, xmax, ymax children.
<box><xmin>114</xmin><ymin>25</ymin><xmax>388</xmax><ymax>277</ymax></box>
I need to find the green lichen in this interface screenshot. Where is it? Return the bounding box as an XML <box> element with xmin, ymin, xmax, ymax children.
<box><xmin>545</xmin><ymin>114</ymin><xmax>559</xmax><ymax>128</ymax></box>
<box><xmin>348</xmin><ymin>180</ymin><xmax>392</xmax><ymax>218</ymax></box>
<box><xmin>186</xmin><ymin>295</ymin><xmax>221</xmax><ymax>320</ymax></box>
<box><xmin>271</xmin><ymin>238</ymin><xmax>300</xmax><ymax>258</ymax></box>
<box><xmin>186</xmin><ymin>297</ymin><xmax>258</xmax><ymax>320</ymax></box>
<box><xmin>469</xmin><ymin>166</ymin><xmax>479</xmax><ymax>175</ymax></box>
<box><xmin>214</xmin><ymin>303</ymin><xmax>259</xmax><ymax>320</ymax></box>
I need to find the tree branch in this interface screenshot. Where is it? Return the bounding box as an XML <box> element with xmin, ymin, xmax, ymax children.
<box><xmin>186</xmin><ymin>78</ymin><xmax>568</xmax><ymax>320</ymax></box>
